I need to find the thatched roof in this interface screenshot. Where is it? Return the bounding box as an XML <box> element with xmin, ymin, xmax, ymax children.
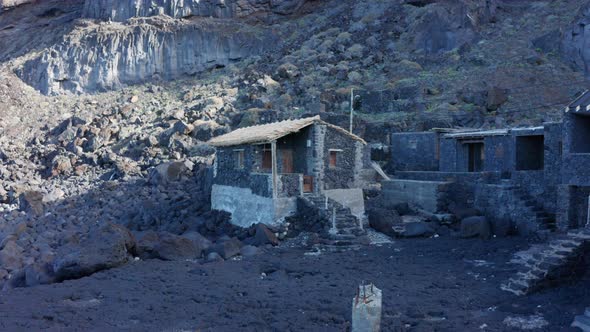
<box><xmin>208</xmin><ymin>116</ymin><xmax>366</xmax><ymax>147</ymax></box>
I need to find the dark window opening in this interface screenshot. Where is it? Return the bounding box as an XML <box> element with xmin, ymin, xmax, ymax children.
<box><xmin>516</xmin><ymin>135</ymin><xmax>544</xmax><ymax>171</ymax></box>
<box><xmin>234</xmin><ymin>150</ymin><xmax>244</xmax><ymax>169</ymax></box>
<box><xmin>572</xmin><ymin>114</ymin><xmax>590</xmax><ymax>153</ymax></box>
<box><xmin>329</xmin><ymin>150</ymin><xmax>338</xmax><ymax>168</ymax></box>
<box><xmin>466</xmin><ymin>142</ymin><xmax>484</xmax><ymax>172</ymax></box>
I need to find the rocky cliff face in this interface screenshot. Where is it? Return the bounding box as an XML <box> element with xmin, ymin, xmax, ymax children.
<box><xmin>17</xmin><ymin>16</ymin><xmax>276</xmax><ymax>95</ymax></box>
<box><xmin>82</xmin><ymin>0</ymin><xmax>307</xmax><ymax>22</ymax></box>
<box><xmin>562</xmin><ymin>3</ymin><xmax>590</xmax><ymax>77</ymax></box>
<box><xmin>0</xmin><ymin>0</ymin><xmax>33</xmax><ymax>12</ymax></box>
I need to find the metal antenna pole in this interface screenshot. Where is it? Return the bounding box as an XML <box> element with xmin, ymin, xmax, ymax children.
<box><xmin>350</xmin><ymin>88</ymin><xmax>353</xmax><ymax>134</ymax></box>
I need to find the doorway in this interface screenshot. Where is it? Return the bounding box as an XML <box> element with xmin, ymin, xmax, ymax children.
<box><xmin>282</xmin><ymin>149</ymin><xmax>294</xmax><ymax>173</ymax></box>
<box><xmin>466</xmin><ymin>142</ymin><xmax>484</xmax><ymax>172</ymax></box>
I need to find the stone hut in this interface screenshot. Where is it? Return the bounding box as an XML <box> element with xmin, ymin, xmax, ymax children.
<box><xmin>208</xmin><ymin>116</ymin><xmax>368</xmax><ymax>228</ymax></box>
<box><xmin>385</xmin><ymin>98</ymin><xmax>590</xmax><ymax>235</ymax></box>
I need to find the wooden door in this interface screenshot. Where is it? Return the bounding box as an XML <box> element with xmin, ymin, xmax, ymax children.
<box><xmin>282</xmin><ymin>149</ymin><xmax>294</xmax><ymax>173</ymax></box>
<box><xmin>303</xmin><ymin>176</ymin><xmax>314</xmax><ymax>193</ymax></box>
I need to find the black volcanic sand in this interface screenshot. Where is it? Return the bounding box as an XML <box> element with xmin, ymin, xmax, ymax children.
<box><xmin>0</xmin><ymin>237</ymin><xmax>587</xmax><ymax>331</ymax></box>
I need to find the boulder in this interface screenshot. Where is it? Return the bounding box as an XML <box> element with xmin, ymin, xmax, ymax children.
<box><xmin>137</xmin><ymin>231</ymin><xmax>200</xmax><ymax>261</ymax></box>
<box><xmin>460</xmin><ymin>216</ymin><xmax>491</xmax><ymax>239</ymax></box>
<box><xmin>51</xmin><ymin>155</ymin><xmax>73</xmax><ymax>176</ymax></box>
<box><xmin>149</xmin><ymin>161</ymin><xmax>193</xmax><ymax>184</ymax></box>
<box><xmin>240</xmin><ymin>245</ymin><xmax>259</xmax><ymax>257</ymax></box>
<box><xmin>486</xmin><ymin>87</ymin><xmax>508</xmax><ymax>111</ymax></box>
<box><xmin>491</xmin><ymin>217</ymin><xmax>512</xmax><ymax>237</ymax></box>
<box><xmin>368</xmin><ymin>207</ymin><xmax>401</xmax><ymax>237</ymax></box>
<box><xmin>24</xmin><ymin>263</ymin><xmax>55</xmax><ymax>287</ymax></box>
<box><xmin>402</xmin><ymin>222</ymin><xmax>436</xmax><ymax>238</ymax></box>
<box><xmin>19</xmin><ymin>190</ymin><xmax>44</xmax><ymax>216</ymax></box>
<box><xmin>449</xmin><ymin>203</ymin><xmax>482</xmax><ymax>220</ymax></box>
<box><xmin>211</xmin><ymin>237</ymin><xmax>242</xmax><ymax>260</ymax></box>
<box><xmin>53</xmin><ymin>223</ymin><xmax>136</xmax><ymax>281</ymax></box>
<box><xmin>251</xmin><ymin>224</ymin><xmax>279</xmax><ymax>246</ymax></box>
<box><xmin>276</xmin><ymin>63</ymin><xmax>300</xmax><ymax>79</ymax></box>
<box><xmin>206</xmin><ymin>252</ymin><xmax>223</xmax><ymax>263</ymax></box>
<box><xmin>182</xmin><ymin>231</ymin><xmax>212</xmax><ymax>254</ymax></box>
<box><xmin>0</xmin><ymin>240</ymin><xmax>24</xmax><ymax>272</ymax></box>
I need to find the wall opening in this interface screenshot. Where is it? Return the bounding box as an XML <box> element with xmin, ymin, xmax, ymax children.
<box><xmin>261</xmin><ymin>144</ymin><xmax>272</xmax><ymax>170</ymax></box>
<box><xmin>572</xmin><ymin>114</ymin><xmax>590</xmax><ymax>153</ymax></box>
<box><xmin>466</xmin><ymin>142</ymin><xmax>484</xmax><ymax>172</ymax></box>
<box><xmin>516</xmin><ymin>135</ymin><xmax>544</xmax><ymax>170</ymax></box>
<box><xmin>234</xmin><ymin>150</ymin><xmax>245</xmax><ymax>169</ymax></box>
<box><xmin>329</xmin><ymin>150</ymin><xmax>338</xmax><ymax>168</ymax></box>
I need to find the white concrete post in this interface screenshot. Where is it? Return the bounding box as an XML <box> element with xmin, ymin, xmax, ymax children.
<box><xmin>331</xmin><ymin>206</ymin><xmax>337</xmax><ymax>234</ymax></box>
<box><xmin>586</xmin><ymin>195</ymin><xmax>590</xmax><ymax>228</ymax></box>
<box><xmin>271</xmin><ymin>140</ymin><xmax>278</xmax><ymax>199</ymax></box>
<box><xmin>352</xmin><ymin>283</ymin><xmax>382</xmax><ymax>332</ymax></box>
<box><xmin>325</xmin><ymin>196</ymin><xmax>329</xmax><ymax>210</ymax></box>
<box><xmin>350</xmin><ymin>88</ymin><xmax>354</xmax><ymax>134</ymax></box>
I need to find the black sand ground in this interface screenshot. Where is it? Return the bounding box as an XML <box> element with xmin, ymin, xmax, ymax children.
<box><xmin>0</xmin><ymin>237</ymin><xmax>587</xmax><ymax>331</ymax></box>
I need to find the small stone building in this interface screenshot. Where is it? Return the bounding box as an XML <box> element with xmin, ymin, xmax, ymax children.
<box><xmin>208</xmin><ymin>116</ymin><xmax>368</xmax><ymax>227</ymax></box>
<box><xmin>386</xmin><ymin>93</ymin><xmax>590</xmax><ymax>235</ymax></box>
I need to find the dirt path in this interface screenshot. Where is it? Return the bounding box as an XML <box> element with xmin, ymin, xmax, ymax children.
<box><xmin>0</xmin><ymin>237</ymin><xmax>587</xmax><ymax>331</ymax></box>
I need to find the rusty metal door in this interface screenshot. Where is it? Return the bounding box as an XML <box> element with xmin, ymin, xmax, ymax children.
<box><xmin>303</xmin><ymin>176</ymin><xmax>314</xmax><ymax>193</ymax></box>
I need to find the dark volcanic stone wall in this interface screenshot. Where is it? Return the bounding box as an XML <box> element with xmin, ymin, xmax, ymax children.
<box><xmin>214</xmin><ymin>144</ymin><xmax>272</xmax><ymax>197</ymax></box>
<box><xmin>390</xmin><ymin>132</ymin><xmax>439</xmax><ymax>172</ymax></box>
<box><xmin>323</xmin><ymin>126</ymin><xmax>358</xmax><ymax>190</ymax></box>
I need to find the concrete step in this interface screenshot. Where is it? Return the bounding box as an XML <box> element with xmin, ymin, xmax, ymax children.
<box><xmin>572</xmin><ymin>314</ymin><xmax>590</xmax><ymax>331</ymax></box>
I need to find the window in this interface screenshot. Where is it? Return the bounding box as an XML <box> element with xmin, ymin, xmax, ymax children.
<box><xmin>329</xmin><ymin>150</ymin><xmax>340</xmax><ymax>168</ymax></box>
<box><xmin>234</xmin><ymin>150</ymin><xmax>244</xmax><ymax>169</ymax></box>
<box><xmin>516</xmin><ymin>135</ymin><xmax>544</xmax><ymax>170</ymax></box>
<box><xmin>572</xmin><ymin>114</ymin><xmax>590</xmax><ymax>153</ymax></box>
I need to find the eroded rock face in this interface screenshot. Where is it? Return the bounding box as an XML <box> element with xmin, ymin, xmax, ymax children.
<box><xmin>0</xmin><ymin>0</ymin><xmax>34</xmax><ymax>12</ymax></box>
<box><xmin>562</xmin><ymin>4</ymin><xmax>590</xmax><ymax>76</ymax></box>
<box><xmin>82</xmin><ymin>0</ymin><xmax>307</xmax><ymax>22</ymax></box>
<box><xmin>16</xmin><ymin>16</ymin><xmax>277</xmax><ymax>95</ymax></box>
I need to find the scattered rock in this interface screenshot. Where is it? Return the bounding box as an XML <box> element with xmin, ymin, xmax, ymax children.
<box><xmin>368</xmin><ymin>208</ymin><xmax>401</xmax><ymax>237</ymax></box>
<box><xmin>240</xmin><ymin>245</ymin><xmax>259</xmax><ymax>257</ymax></box>
<box><xmin>137</xmin><ymin>232</ymin><xmax>200</xmax><ymax>261</ymax></box>
<box><xmin>460</xmin><ymin>216</ymin><xmax>491</xmax><ymax>239</ymax></box>
<box><xmin>19</xmin><ymin>191</ymin><xmax>44</xmax><ymax>216</ymax></box>
<box><xmin>402</xmin><ymin>222</ymin><xmax>435</xmax><ymax>238</ymax></box>
<box><xmin>206</xmin><ymin>252</ymin><xmax>223</xmax><ymax>263</ymax></box>
<box><xmin>211</xmin><ymin>237</ymin><xmax>242</xmax><ymax>260</ymax></box>
<box><xmin>0</xmin><ymin>240</ymin><xmax>24</xmax><ymax>272</ymax></box>
<box><xmin>251</xmin><ymin>224</ymin><xmax>279</xmax><ymax>246</ymax></box>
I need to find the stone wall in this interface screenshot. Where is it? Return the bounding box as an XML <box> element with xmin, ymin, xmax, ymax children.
<box><xmin>324</xmin><ymin>188</ymin><xmax>365</xmax><ymax>218</ymax></box>
<box><xmin>390</xmin><ymin>132</ymin><xmax>439</xmax><ymax>172</ymax></box>
<box><xmin>323</xmin><ymin>125</ymin><xmax>360</xmax><ymax>190</ymax></box>
<box><xmin>557</xmin><ymin>185</ymin><xmax>590</xmax><ymax>230</ymax></box>
<box><xmin>211</xmin><ymin>184</ymin><xmax>296</xmax><ymax>227</ymax></box>
<box><xmin>475</xmin><ymin>184</ymin><xmax>539</xmax><ymax>236</ymax></box>
<box><xmin>563</xmin><ymin>112</ymin><xmax>590</xmax><ymax>186</ymax></box>
<box><xmin>382</xmin><ymin>179</ymin><xmax>449</xmax><ymax>213</ymax></box>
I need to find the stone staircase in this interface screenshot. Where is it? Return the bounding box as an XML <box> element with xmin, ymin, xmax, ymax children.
<box><xmin>501</xmin><ymin>230</ymin><xmax>590</xmax><ymax>296</ymax></box>
<box><xmin>302</xmin><ymin>193</ymin><xmax>365</xmax><ymax>243</ymax></box>
<box><xmin>512</xmin><ymin>186</ymin><xmax>557</xmax><ymax>232</ymax></box>
<box><xmin>573</xmin><ymin>307</ymin><xmax>590</xmax><ymax>331</ymax></box>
